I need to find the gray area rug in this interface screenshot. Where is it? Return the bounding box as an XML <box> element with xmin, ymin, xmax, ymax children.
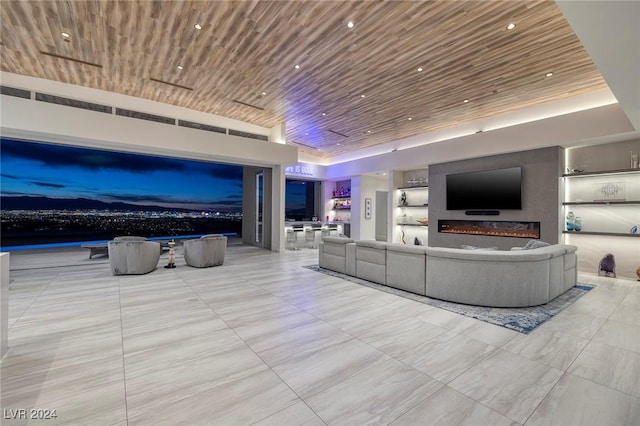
<box><xmin>303</xmin><ymin>265</ymin><xmax>593</xmax><ymax>334</ymax></box>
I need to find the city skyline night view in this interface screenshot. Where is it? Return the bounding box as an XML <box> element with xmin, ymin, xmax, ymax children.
<box><xmin>1</xmin><ymin>138</ymin><xmax>244</xmax><ymax>212</ymax></box>
<box><xmin>0</xmin><ymin>138</ymin><xmax>246</xmax><ymax>247</ymax></box>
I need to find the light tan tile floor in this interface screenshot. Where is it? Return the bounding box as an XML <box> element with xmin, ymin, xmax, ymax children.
<box><xmin>1</xmin><ymin>245</ymin><xmax>639</xmax><ymax>425</ymax></box>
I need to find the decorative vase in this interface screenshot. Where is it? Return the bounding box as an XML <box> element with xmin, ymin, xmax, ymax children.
<box><xmin>566</xmin><ymin>211</ymin><xmax>575</xmax><ymax>231</ymax></box>
<box><xmin>574</xmin><ymin>216</ymin><xmax>582</xmax><ymax>232</ymax></box>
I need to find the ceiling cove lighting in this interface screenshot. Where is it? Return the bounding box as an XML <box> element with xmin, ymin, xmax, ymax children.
<box><xmin>347</xmin><ymin>21</ymin><xmax>354</xmax><ymax>28</ymax></box>
<box><xmin>194</xmin><ymin>23</ymin><xmax>202</xmax><ymax>30</ymax></box>
<box><xmin>506</xmin><ymin>23</ymin><xmax>516</xmax><ymax>30</ymax></box>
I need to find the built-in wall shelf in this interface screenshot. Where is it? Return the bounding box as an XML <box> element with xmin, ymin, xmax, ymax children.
<box><xmin>563</xmin><ymin>231</ymin><xmax>639</xmax><ymax>238</ymax></box>
<box><xmin>397</xmin><ymin>204</ymin><xmax>429</xmax><ymax>208</ymax></box>
<box><xmin>563</xmin><ymin>168</ymin><xmax>639</xmax><ymax>239</ymax></box>
<box><xmin>332</xmin><ymin>196</ymin><xmax>351</xmax><ymax>199</ymax></box>
<box><xmin>397</xmin><ymin>185</ymin><xmax>429</xmax><ymax>190</ymax></box>
<box><xmin>563</xmin><ymin>168</ymin><xmax>640</xmax><ymax>178</ymax></box>
<box><xmin>563</xmin><ymin>201</ymin><xmax>640</xmax><ymax>206</ymax></box>
<box><xmin>397</xmin><ymin>223</ymin><xmax>429</xmax><ymax>227</ymax></box>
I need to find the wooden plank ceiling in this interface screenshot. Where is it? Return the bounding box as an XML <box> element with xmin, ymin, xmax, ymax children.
<box><xmin>0</xmin><ymin>0</ymin><xmax>608</xmax><ymax>159</ymax></box>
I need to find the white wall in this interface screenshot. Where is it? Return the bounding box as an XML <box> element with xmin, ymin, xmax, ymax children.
<box><xmin>353</xmin><ymin>175</ymin><xmax>388</xmax><ymax>241</ymax></box>
<box><xmin>272</xmin><ymin>165</ymin><xmax>285</xmax><ymax>252</ymax></box>
<box><xmin>556</xmin><ymin>1</ymin><xmax>640</xmax><ymax>130</ymax></box>
<box><xmin>1</xmin><ymin>94</ymin><xmax>297</xmax><ymax>167</ymax></box>
<box><xmin>1</xmin><ymin>72</ymin><xmax>269</xmax><ymax>136</ymax></box>
<box><xmin>349</xmin><ymin>177</ymin><xmax>362</xmax><ymax>240</ymax></box>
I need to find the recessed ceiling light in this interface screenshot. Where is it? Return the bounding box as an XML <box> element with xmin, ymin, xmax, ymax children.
<box><xmin>417</xmin><ymin>67</ymin><xmax>423</xmax><ymax>72</ymax></box>
<box><xmin>261</xmin><ymin>91</ymin><xmax>267</xmax><ymax>96</ymax></box>
<box><xmin>360</xmin><ymin>94</ymin><xmax>366</xmax><ymax>98</ymax></box>
<box><xmin>304</xmin><ymin>133</ymin><xmax>308</xmax><ymax>136</ymax></box>
<box><xmin>194</xmin><ymin>23</ymin><xmax>202</xmax><ymax>30</ymax></box>
<box><xmin>177</xmin><ymin>65</ymin><xmax>184</xmax><ymax>70</ymax></box>
<box><xmin>463</xmin><ymin>99</ymin><xmax>469</xmax><ymax>103</ymax></box>
<box><xmin>382</xmin><ymin>172</ymin><xmax>387</xmax><ymax>176</ymax></box>
<box><xmin>367</xmin><ymin>130</ymin><xmax>371</xmax><ymax>133</ymax></box>
<box><xmin>407</xmin><ymin>117</ymin><xmax>412</xmax><ymax>120</ymax></box>
<box><xmin>337</xmin><ymin>143</ymin><xmax>341</xmax><ymax>146</ymax></box>
<box><xmin>61</xmin><ymin>32</ymin><xmax>70</xmax><ymax>38</ymax></box>
<box><xmin>321</xmin><ymin>112</ymin><xmax>326</xmax><ymax>116</ymax></box>
<box><xmin>294</xmin><ymin>64</ymin><xmax>301</xmax><ymax>69</ymax></box>
<box><xmin>506</xmin><ymin>23</ymin><xmax>516</xmax><ymax>30</ymax></box>
<box><xmin>546</xmin><ymin>72</ymin><xmax>554</xmax><ymax>77</ymax></box>
<box><xmin>347</xmin><ymin>21</ymin><xmax>354</xmax><ymax>28</ymax></box>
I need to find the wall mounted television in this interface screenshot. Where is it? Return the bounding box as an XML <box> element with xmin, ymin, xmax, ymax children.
<box><xmin>446</xmin><ymin>167</ymin><xmax>522</xmax><ymax>210</ymax></box>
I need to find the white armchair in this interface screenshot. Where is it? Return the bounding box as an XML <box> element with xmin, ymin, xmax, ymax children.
<box><xmin>184</xmin><ymin>235</ymin><xmax>227</xmax><ymax>268</ymax></box>
<box><xmin>108</xmin><ymin>236</ymin><xmax>161</xmax><ymax>275</ymax></box>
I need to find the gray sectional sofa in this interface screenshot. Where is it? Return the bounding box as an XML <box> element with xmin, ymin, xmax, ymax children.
<box><xmin>318</xmin><ymin>237</ymin><xmax>578</xmax><ymax>307</ymax></box>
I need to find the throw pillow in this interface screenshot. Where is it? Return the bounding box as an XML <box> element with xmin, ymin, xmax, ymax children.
<box><xmin>523</xmin><ymin>239</ymin><xmax>550</xmax><ymax>250</ymax></box>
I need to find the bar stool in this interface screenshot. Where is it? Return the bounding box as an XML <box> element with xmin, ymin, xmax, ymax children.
<box><xmin>291</xmin><ymin>224</ymin><xmax>304</xmax><ymax>250</ymax></box>
<box><xmin>304</xmin><ymin>227</ymin><xmax>316</xmax><ymax>248</ymax></box>
<box><xmin>286</xmin><ymin>229</ymin><xmax>297</xmax><ymax>250</ymax></box>
<box><xmin>312</xmin><ymin>224</ymin><xmax>322</xmax><ymax>247</ymax></box>
<box><xmin>321</xmin><ymin>227</ymin><xmax>330</xmax><ymax>239</ymax></box>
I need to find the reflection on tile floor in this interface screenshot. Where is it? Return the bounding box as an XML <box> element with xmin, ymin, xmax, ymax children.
<box><xmin>2</xmin><ymin>245</ymin><xmax>639</xmax><ymax>425</ymax></box>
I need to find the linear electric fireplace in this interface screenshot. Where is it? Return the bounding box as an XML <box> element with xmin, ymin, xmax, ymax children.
<box><xmin>438</xmin><ymin>220</ymin><xmax>541</xmax><ymax>239</ymax></box>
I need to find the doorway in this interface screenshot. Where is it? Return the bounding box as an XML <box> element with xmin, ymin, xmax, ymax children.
<box><xmin>256</xmin><ymin>172</ymin><xmax>263</xmax><ymax>245</ymax></box>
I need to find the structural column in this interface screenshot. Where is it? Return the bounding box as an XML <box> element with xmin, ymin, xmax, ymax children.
<box><xmin>1</xmin><ymin>252</ymin><xmax>9</xmax><ymax>362</ymax></box>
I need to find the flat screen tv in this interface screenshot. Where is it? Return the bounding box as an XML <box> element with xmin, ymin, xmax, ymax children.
<box><xmin>446</xmin><ymin>167</ymin><xmax>522</xmax><ymax>210</ymax></box>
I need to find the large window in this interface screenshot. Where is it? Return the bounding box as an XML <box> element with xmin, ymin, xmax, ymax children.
<box><xmin>0</xmin><ymin>138</ymin><xmax>244</xmax><ymax>247</ymax></box>
<box><xmin>285</xmin><ymin>179</ymin><xmax>320</xmax><ymax>221</ymax></box>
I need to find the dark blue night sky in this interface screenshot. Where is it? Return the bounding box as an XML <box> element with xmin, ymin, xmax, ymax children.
<box><xmin>0</xmin><ymin>138</ymin><xmax>244</xmax><ymax>212</ymax></box>
<box><xmin>285</xmin><ymin>180</ymin><xmax>306</xmax><ymax>212</ymax></box>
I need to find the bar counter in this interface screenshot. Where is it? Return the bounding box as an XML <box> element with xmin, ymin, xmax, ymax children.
<box><xmin>283</xmin><ymin>221</ymin><xmax>350</xmax><ymax>249</ymax></box>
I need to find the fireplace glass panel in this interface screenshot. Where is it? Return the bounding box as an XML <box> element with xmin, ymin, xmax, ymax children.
<box><xmin>438</xmin><ymin>220</ymin><xmax>541</xmax><ymax>239</ymax></box>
